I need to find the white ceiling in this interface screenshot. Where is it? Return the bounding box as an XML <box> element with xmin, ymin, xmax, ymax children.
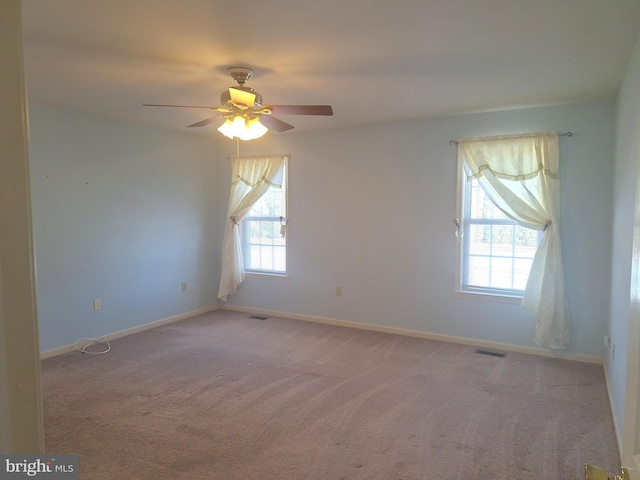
<box><xmin>20</xmin><ymin>0</ymin><xmax>640</xmax><ymax>136</ymax></box>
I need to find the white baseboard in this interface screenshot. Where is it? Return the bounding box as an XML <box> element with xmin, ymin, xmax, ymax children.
<box><xmin>41</xmin><ymin>303</ymin><xmax>604</xmax><ymax>366</ymax></box>
<box><xmin>221</xmin><ymin>305</ymin><xmax>604</xmax><ymax>365</ymax></box>
<box><xmin>40</xmin><ymin>305</ymin><xmax>220</xmax><ymax>359</ymax></box>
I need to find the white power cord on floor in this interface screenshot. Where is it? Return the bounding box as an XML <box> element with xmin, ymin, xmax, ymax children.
<box><xmin>74</xmin><ymin>337</ymin><xmax>111</xmax><ymax>355</ymax></box>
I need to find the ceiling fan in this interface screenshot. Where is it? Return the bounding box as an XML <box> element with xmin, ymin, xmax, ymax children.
<box><xmin>143</xmin><ymin>67</ymin><xmax>333</xmax><ymax>140</ymax></box>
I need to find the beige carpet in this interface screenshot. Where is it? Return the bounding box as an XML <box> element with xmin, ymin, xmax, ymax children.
<box><xmin>42</xmin><ymin>310</ymin><xmax>620</xmax><ymax>479</ymax></box>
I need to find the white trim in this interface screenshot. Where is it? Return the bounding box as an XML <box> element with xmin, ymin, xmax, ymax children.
<box><xmin>454</xmin><ymin>291</ymin><xmax>522</xmax><ymax>304</ymax></box>
<box><xmin>604</xmin><ymin>363</ymin><xmax>628</xmax><ymax>476</ymax></box>
<box><xmin>40</xmin><ymin>302</ymin><xmax>604</xmax><ymax>366</ymax></box>
<box><xmin>221</xmin><ymin>305</ymin><xmax>603</xmax><ymax>365</ymax></box>
<box><xmin>40</xmin><ymin>305</ymin><xmax>220</xmax><ymax>359</ymax></box>
<box><xmin>454</xmin><ymin>149</ymin><xmax>464</xmax><ymax>293</ymax></box>
<box><xmin>632</xmin><ymin>457</ymin><xmax>640</xmax><ymax>480</ymax></box>
<box><xmin>244</xmin><ymin>272</ymin><xmax>290</xmax><ymax>281</ymax></box>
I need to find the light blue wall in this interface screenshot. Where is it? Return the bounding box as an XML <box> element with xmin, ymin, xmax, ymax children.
<box><xmin>608</xmin><ymin>38</ymin><xmax>640</xmax><ymax>459</ymax></box>
<box><xmin>29</xmin><ymin>105</ymin><xmax>219</xmax><ymax>352</ymax></box>
<box><xmin>217</xmin><ymin>101</ymin><xmax>616</xmax><ymax>357</ymax></box>
<box><xmin>29</xmin><ymin>99</ymin><xmax>618</xmax><ymax>360</ymax></box>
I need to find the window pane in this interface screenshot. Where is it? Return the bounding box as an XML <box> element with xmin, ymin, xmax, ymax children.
<box><xmin>246</xmin><ymin>220</ymin><xmax>286</xmax><ymax>272</ymax></box>
<box><xmin>249</xmin><ymin>245</ymin><xmax>262</xmax><ymax>270</ymax></box>
<box><xmin>259</xmin><ymin>245</ymin><xmax>274</xmax><ymax>269</ymax></box>
<box><xmin>242</xmin><ymin>172</ymin><xmax>287</xmax><ymax>274</ymax></box>
<box><xmin>491</xmin><ymin>257</ymin><xmax>514</xmax><ymax>289</ymax></box>
<box><xmin>461</xmin><ymin>177</ymin><xmax>540</xmax><ymax>295</ymax></box>
<box><xmin>490</xmin><ymin>225</ymin><xmax>515</xmax><ymax>257</ymax></box>
<box><xmin>467</xmin><ymin>256</ymin><xmax>490</xmax><ymax>286</ymax></box>
<box><xmin>248</xmin><ymin>185</ymin><xmax>285</xmax><ymax>218</ymax></box>
<box><xmin>470</xmin><ymin>183</ymin><xmax>508</xmax><ymax>219</ymax></box>
<box><xmin>468</xmin><ymin>224</ymin><xmax>492</xmax><ymax>256</ymax></box>
<box><xmin>513</xmin><ymin>258</ymin><xmax>534</xmax><ymax>290</ymax></box>
<box><xmin>273</xmin><ymin>246</ymin><xmax>286</xmax><ymax>271</ymax></box>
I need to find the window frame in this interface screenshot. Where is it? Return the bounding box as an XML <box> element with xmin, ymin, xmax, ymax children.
<box><xmin>455</xmin><ymin>159</ymin><xmax>540</xmax><ymax>302</ymax></box>
<box><xmin>240</xmin><ymin>160</ymin><xmax>288</xmax><ymax>277</ymax></box>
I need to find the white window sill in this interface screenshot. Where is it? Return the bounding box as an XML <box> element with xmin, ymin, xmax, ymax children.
<box><xmin>454</xmin><ymin>290</ymin><xmax>522</xmax><ymax>305</ymax></box>
<box><xmin>245</xmin><ymin>272</ymin><xmax>289</xmax><ymax>281</ymax></box>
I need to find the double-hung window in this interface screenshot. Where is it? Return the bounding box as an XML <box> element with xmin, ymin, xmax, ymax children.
<box><xmin>454</xmin><ymin>132</ymin><xmax>569</xmax><ymax>348</ymax></box>
<box><xmin>457</xmin><ymin>172</ymin><xmax>541</xmax><ymax>298</ymax></box>
<box><xmin>241</xmin><ymin>164</ymin><xmax>287</xmax><ymax>275</ymax></box>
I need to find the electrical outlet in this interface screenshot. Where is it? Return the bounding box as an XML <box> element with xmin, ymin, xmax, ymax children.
<box><xmin>182</xmin><ymin>282</ymin><xmax>187</xmax><ymax>292</ymax></box>
<box><xmin>336</xmin><ymin>286</ymin><xmax>342</xmax><ymax>297</ymax></box>
<box><xmin>93</xmin><ymin>298</ymin><xmax>101</xmax><ymax>310</ymax></box>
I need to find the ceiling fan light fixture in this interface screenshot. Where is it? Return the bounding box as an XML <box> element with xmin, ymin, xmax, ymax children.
<box><xmin>217</xmin><ymin>115</ymin><xmax>268</xmax><ymax>141</ymax></box>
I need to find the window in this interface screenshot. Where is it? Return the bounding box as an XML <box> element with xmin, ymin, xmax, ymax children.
<box><xmin>241</xmin><ymin>165</ymin><xmax>287</xmax><ymax>275</ymax></box>
<box><xmin>457</xmin><ymin>175</ymin><xmax>541</xmax><ymax>298</ymax></box>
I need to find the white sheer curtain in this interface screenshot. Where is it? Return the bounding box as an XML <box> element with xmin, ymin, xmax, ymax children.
<box><xmin>218</xmin><ymin>154</ymin><xmax>288</xmax><ymax>301</ymax></box>
<box><xmin>458</xmin><ymin>133</ymin><xmax>570</xmax><ymax>349</ymax></box>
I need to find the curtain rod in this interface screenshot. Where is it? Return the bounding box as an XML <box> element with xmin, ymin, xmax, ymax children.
<box><xmin>226</xmin><ymin>153</ymin><xmax>291</xmax><ymax>160</ymax></box>
<box><xmin>449</xmin><ymin>132</ymin><xmax>572</xmax><ymax>146</ymax></box>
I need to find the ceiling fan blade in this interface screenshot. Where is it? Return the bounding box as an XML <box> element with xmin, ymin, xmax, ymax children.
<box><xmin>229</xmin><ymin>88</ymin><xmax>256</xmax><ymax>108</ymax></box>
<box><xmin>143</xmin><ymin>103</ymin><xmax>215</xmax><ymax>109</ymax></box>
<box><xmin>187</xmin><ymin>114</ymin><xmax>222</xmax><ymax>128</ymax></box>
<box><xmin>268</xmin><ymin>105</ymin><xmax>333</xmax><ymax>116</ymax></box>
<box><xmin>260</xmin><ymin>115</ymin><xmax>295</xmax><ymax>133</ymax></box>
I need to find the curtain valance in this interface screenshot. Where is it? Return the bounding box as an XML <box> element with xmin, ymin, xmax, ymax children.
<box><xmin>459</xmin><ymin>132</ymin><xmax>559</xmax><ymax>182</ymax></box>
<box><xmin>228</xmin><ymin>154</ymin><xmax>287</xmax><ymax>188</ymax></box>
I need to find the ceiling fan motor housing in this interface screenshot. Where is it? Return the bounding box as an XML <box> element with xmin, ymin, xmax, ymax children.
<box><xmin>221</xmin><ymin>86</ymin><xmax>262</xmax><ymax>107</ymax></box>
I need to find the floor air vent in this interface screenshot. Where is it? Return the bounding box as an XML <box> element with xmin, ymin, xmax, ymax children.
<box><xmin>475</xmin><ymin>349</ymin><xmax>507</xmax><ymax>358</ymax></box>
<box><xmin>249</xmin><ymin>315</ymin><xmax>269</xmax><ymax>320</ymax></box>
